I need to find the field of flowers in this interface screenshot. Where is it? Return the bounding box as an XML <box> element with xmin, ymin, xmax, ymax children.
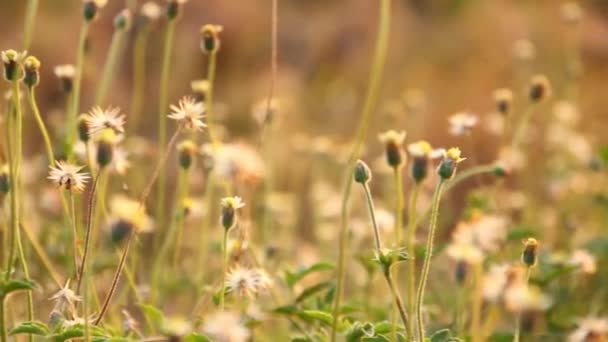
<box><xmin>0</xmin><ymin>0</ymin><xmax>606</xmax><ymax>341</ymax></box>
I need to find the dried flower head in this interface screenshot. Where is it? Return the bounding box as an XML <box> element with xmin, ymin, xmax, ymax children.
<box><xmin>54</xmin><ymin>64</ymin><xmax>76</xmax><ymax>92</ymax></box>
<box><xmin>225</xmin><ymin>266</ymin><xmax>273</xmax><ymax>298</ymax></box>
<box><xmin>202</xmin><ymin>311</ymin><xmax>250</xmax><ymax>342</ymax></box>
<box><xmin>528</xmin><ymin>75</ymin><xmax>552</xmax><ymax>103</ymax></box>
<box><xmin>86</xmin><ymin>106</ymin><xmax>126</xmax><ymax>137</ymax></box>
<box><xmin>220</xmin><ymin>196</ymin><xmax>245</xmax><ymax>230</ymax></box>
<box><xmin>177</xmin><ymin>140</ymin><xmax>197</xmax><ymax>170</ymax></box>
<box><xmin>48</xmin><ymin>161</ymin><xmax>90</xmax><ymax>193</ymax></box>
<box><xmin>378</xmin><ymin>130</ymin><xmax>407</xmax><ymax>168</ymax></box>
<box><xmin>166</xmin><ymin>0</ymin><xmax>188</xmax><ymax>20</ymax></box>
<box><xmin>437</xmin><ymin>147</ymin><xmax>466</xmax><ymax>180</ymax></box>
<box><xmin>493</xmin><ymin>88</ymin><xmax>513</xmax><ymax>116</ymax></box>
<box><xmin>94</xmin><ymin>128</ymin><xmax>118</xmax><ymax>168</ymax></box>
<box><xmin>2</xmin><ymin>49</ymin><xmax>26</xmax><ymax>82</ymax></box>
<box><xmin>448</xmin><ymin>112</ymin><xmax>478</xmax><ymax>136</ymax></box>
<box><xmin>168</xmin><ymin>96</ymin><xmax>206</xmax><ymax>131</ymax></box>
<box><xmin>521</xmin><ymin>237</ymin><xmax>539</xmax><ymax>267</ymax></box>
<box><xmin>200</xmin><ymin>24</ymin><xmax>223</xmax><ymax>54</ymax></box>
<box><xmin>49</xmin><ymin>280</ymin><xmax>81</xmax><ymax>316</ymax></box>
<box><xmin>23</xmin><ymin>55</ymin><xmax>41</xmax><ymax>88</ymax></box>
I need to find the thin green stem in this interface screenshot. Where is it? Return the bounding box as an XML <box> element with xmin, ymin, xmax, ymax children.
<box><xmin>5</xmin><ymin>87</ymin><xmax>17</xmax><ymax>281</ymax></box>
<box><xmin>0</xmin><ymin>298</ymin><xmax>6</xmax><ymax>342</ymax></box>
<box><xmin>23</xmin><ymin>0</ymin><xmax>39</xmax><ymax>50</ymax></box>
<box><xmin>219</xmin><ymin>229</ymin><xmax>229</xmax><ymax>311</ymax></box>
<box><xmin>415</xmin><ymin>180</ymin><xmax>446</xmax><ymax>342</ymax></box>
<box><xmin>76</xmin><ymin>172</ymin><xmax>100</xmax><ymax>294</ymax></box>
<box><xmin>172</xmin><ymin>169</ymin><xmax>188</xmax><ymax>267</ymax></box>
<box><xmin>129</xmin><ymin>25</ymin><xmax>150</xmax><ymax>133</ymax></box>
<box><xmin>205</xmin><ymin>51</ymin><xmax>219</xmax><ymax>149</ymax></box>
<box><xmin>196</xmin><ymin>172</ymin><xmax>216</xmax><ymax>285</ymax></box>
<box><xmin>470</xmin><ymin>262</ymin><xmax>483</xmax><ymax>342</ymax></box>
<box><xmin>68</xmin><ymin>22</ymin><xmax>90</xmax><ymax>161</ymax></box>
<box><xmin>406</xmin><ymin>183</ymin><xmax>420</xmax><ymax>338</ymax></box>
<box><xmin>511</xmin><ymin>104</ymin><xmax>534</xmax><ymax>152</ymax></box>
<box><xmin>26</xmin><ymin>88</ymin><xmax>54</xmax><ymax>163</ymax></box>
<box><xmin>16</xmin><ymin>224</ymin><xmax>34</xmax><ymax>341</ymax></box>
<box><xmin>394</xmin><ymin>167</ymin><xmax>404</xmax><ymax>244</ymax></box>
<box><xmin>155</xmin><ymin>19</ymin><xmax>177</xmax><ymax>230</ymax></box>
<box><xmin>330</xmin><ymin>1</ymin><xmax>392</xmax><ymax>340</ymax></box>
<box><xmin>69</xmin><ymin>192</ymin><xmax>79</xmax><ymax>277</ymax></box>
<box><xmin>513</xmin><ymin>267</ymin><xmax>532</xmax><ymax>342</ymax></box>
<box><xmin>96</xmin><ymin>29</ymin><xmax>127</xmax><ymax>105</ymax></box>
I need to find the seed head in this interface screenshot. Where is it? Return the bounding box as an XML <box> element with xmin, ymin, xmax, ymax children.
<box><xmin>48</xmin><ymin>161</ymin><xmax>90</xmax><ymax>193</ymax></box>
<box><xmin>83</xmin><ymin>0</ymin><xmax>108</xmax><ymax>22</ymax></box>
<box><xmin>23</xmin><ymin>56</ymin><xmax>41</xmax><ymax>88</ymax></box>
<box><xmin>437</xmin><ymin>147</ymin><xmax>466</xmax><ymax>180</ymax></box>
<box><xmin>448</xmin><ymin>112</ymin><xmax>478</xmax><ymax>136</ymax></box>
<box><xmin>353</xmin><ymin>159</ymin><xmax>372</xmax><ymax>184</ymax></box>
<box><xmin>86</xmin><ymin>106</ymin><xmax>126</xmax><ymax>138</ymax></box>
<box><xmin>528</xmin><ymin>75</ymin><xmax>552</xmax><ymax>103</ymax></box>
<box><xmin>109</xmin><ymin>195</ymin><xmax>152</xmax><ymax>243</ymax></box>
<box><xmin>521</xmin><ymin>237</ymin><xmax>539</xmax><ymax>267</ymax></box>
<box><xmin>200</xmin><ymin>24</ymin><xmax>223</xmax><ymax>54</ymax></box>
<box><xmin>1</xmin><ymin>49</ymin><xmax>26</xmax><ymax>82</ymax></box>
<box><xmin>225</xmin><ymin>266</ymin><xmax>273</xmax><ymax>298</ymax></box>
<box><xmin>49</xmin><ymin>280</ymin><xmax>81</xmax><ymax>317</ymax></box>
<box><xmin>493</xmin><ymin>88</ymin><xmax>513</xmax><ymax>116</ymax></box>
<box><xmin>54</xmin><ymin>64</ymin><xmax>76</xmax><ymax>93</ymax></box>
<box><xmin>408</xmin><ymin>140</ymin><xmax>443</xmax><ymax>183</ymax></box>
<box><xmin>95</xmin><ymin>128</ymin><xmax>118</xmax><ymax>168</ymax></box>
<box><xmin>378</xmin><ymin>130</ymin><xmax>407</xmax><ymax>168</ymax></box>
<box><xmin>220</xmin><ymin>196</ymin><xmax>245</xmax><ymax>231</ymax></box>
<box><xmin>166</xmin><ymin>0</ymin><xmax>188</xmax><ymax>20</ymax></box>
<box><xmin>168</xmin><ymin>96</ymin><xmax>206</xmax><ymax>131</ymax></box>
<box><xmin>177</xmin><ymin>140</ymin><xmax>197</xmax><ymax>170</ymax></box>
<box><xmin>114</xmin><ymin>9</ymin><xmax>132</xmax><ymax>31</ymax></box>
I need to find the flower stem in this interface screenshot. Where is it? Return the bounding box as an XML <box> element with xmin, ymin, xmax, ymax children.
<box><xmin>513</xmin><ymin>267</ymin><xmax>532</xmax><ymax>342</ymax></box>
<box><xmin>511</xmin><ymin>104</ymin><xmax>534</xmax><ymax>152</ymax></box>
<box><xmin>205</xmin><ymin>51</ymin><xmax>219</xmax><ymax>149</ymax></box>
<box><xmin>96</xmin><ymin>29</ymin><xmax>126</xmax><ymax>105</ymax></box>
<box><xmin>172</xmin><ymin>169</ymin><xmax>188</xmax><ymax>267</ymax></box>
<box><xmin>470</xmin><ymin>262</ymin><xmax>483</xmax><ymax>342</ymax></box>
<box><xmin>415</xmin><ymin>180</ymin><xmax>446</xmax><ymax>342</ymax></box>
<box><xmin>141</xmin><ymin>128</ymin><xmax>181</xmax><ymax>208</ymax></box>
<box><xmin>23</xmin><ymin>0</ymin><xmax>39</xmax><ymax>50</ymax></box>
<box><xmin>0</xmin><ymin>298</ymin><xmax>6</xmax><ymax>342</ymax></box>
<box><xmin>219</xmin><ymin>229</ymin><xmax>229</xmax><ymax>311</ymax></box>
<box><xmin>129</xmin><ymin>25</ymin><xmax>150</xmax><ymax>133</ymax></box>
<box><xmin>330</xmin><ymin>1</ymin><xmax>392</xmax><ymax>340</ymax></box>
<box><xmin>68</xmin><ymin>22</ymin><xmax>90</xmax><ymax>161</ymax></box>
<box><xmin>69</xmin><ymin>192</ymin><xmax>79</xmax><ymax>277</ymax></box>
<box><xmin>155</xmin><ymin>19</ymin><xmax>177</xmax><ymax>230</ymax></box>
<box><xmin>76</xmin><ymin>172</ymin><xmax>100</xmax><ymax>294</ymax></box>
<box><xmin>16</xmin><ymin>223</ymin><xmax>34</xmax><ymax>341</ymax></box>
<box><xmin>26</xmin><ymin>88</ymin><xmax>54</xmax><ymax>163</ymax></box>
<box><xmin>406</xmin><ymin>183</ymin><xmax>420</xmax><ymax>337</ymax></box>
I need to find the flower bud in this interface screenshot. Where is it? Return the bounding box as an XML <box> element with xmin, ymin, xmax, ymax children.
<box><xmin>177</xmin><ymin>140</ymin><xmax>197</xmax><ymax>170</ymax></box>
<box><xmin>77</xmin><ymin>114</ymin><xmax>90</xmax><ymax>142</ymax></box>
<box><xmin>2</xmin><ymin>49</ymin><xmax>25</xmax><ymax>82</ymax></box>
<box><xmin>200</xmin><ymin>24</ymin><xmax>223</xmax><ymax>54</ymax></box>
<box><xmin>407</xmin><ymin>141</ymin><xmax>439</xmax><ymax>183</ymax></box>
<box><xmin>95</xmin><ymin>128</ymin><xmax>117</xmax><ymax>168</ymax></box>
<box><xmin>190</xmin><ymin>79</ymin><xmax>210</xmax><ymax>102</ymax></box>
<box><xmin>54</xmin><ymin>64</ymin><xmax>76</xmax><ymax>93</ymax></box>
<box><xmin>220</xmin><ymin>196</ymin><xmax>245</xmax><ymax>231</ymax></box>
<box><xmin>0</xmin><ymin>164</ymin><xmax>10</xmax><ymax>194</ymax></box>
<box><xmin>373</xmin><ymin>247</ymin><xmax>410</xmax><ymax>274</ymax></box>
<box><xmin>455</xmin><ymin>261</ymin><xmax>468</xmax><ymax>285</ymax></box>
<box><xmin>114</xmin><ymin>9</ymin><xmax>132</xmax><ymax>31</ymax></box>
<box><xmin>493</xmin><ymin>88</ymin><xmax>513</xmax><ymax>116</ymax></box>
<box><xmin>23</xmin><ymin>56</ymin><xmax>41</xmax><ymax>88</ymax></box>
<box><xmin>353</xmin><ymin>160</ymin><xmax>372</xmax><ymax>184</ymax></box>
<box><xmin>166</xmin><ymin>0</ymin><xmax>186</xmax><ymax>20</ymax></box>
<box><xmin>521</xmin><ymin>237</ymin><xmax>539</xmax><ymax>267</ymax></box>
<box><xmin>111</xmin><ymin>219</ymin><xmax>134</xmax><ymax>244</ymax></box>
<box><xmin>378</xmin><ymin>130</ymin><xmax>406</xmax><ymax>169</ymax></box>
<box><xmin>83</xmin><ymin>0</ymin><xmax>108</xmax><ymax>22</ymax></box>
<box><xmin>528</xmin><ymin>75</ymin><xmax>551</xmax><ymax>103</ymax></box>
<box><xmin>437</xmin><ymin>147</ymin><xmax>465</xmax><ymax>180</ymax></box>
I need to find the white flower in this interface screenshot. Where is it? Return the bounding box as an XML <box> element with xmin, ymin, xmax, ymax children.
<box><xmin>221</xmin><ymin>196</ymin><xmax>245</xmax><ymax>210</ymax></box>
<box><xmin>86</xmin><ymin>106</ymin><xmax>126</xmax><ymax>137</ymax></box>
<box><xmin>53</xmin><ymin>64</ymin><xmax>76</xmax><ymax>79</ymax></box>
<box><xmin>225</xmin><ymin>266</ymin><xmax>272</xmax><ymax>298</ymax></box>
<box><xmin>452</xmin><ymin>214</ymin><xmax>508</xmax><ymax>253</ymax></box>
<box><xmin>141</xmin><ymin>1</ymin><xmax>162</xmax><ymax>20</ymax></box>
<box><xmin>448</xmin><ymin>111</ymin><xmax>478</xmax><ymax>136</ymax></box>
<box><xmin>48</xmin><ymin>161</ymin><xmax>90</xmax><ymax>193</ymax></box>
<box><xmin>445</xmin><ymin>241</ymin><xmax>484</xmax><ymax>265</ymax></box>
<box><xmin>407</xmin><ymin>140</ymin><xmax>443</xmax><ymax>159</ymax></box>
<box><xmin>49</xmin><ymin>280</ymin><xmax>81</xmax><ymax>314</ymax></box>
<box><xmin>203</xmin><ymin>311</ymin><xmax>250</xmax><ymax>342</ymax></box>
<box><xmin>504</xmin><ymin>283</ymin><xmax>552</xmax><ymax>313</ymax></box>
<box><xmin>168</xmin><ymin>96</ymin><xmax>206</xmax><ymax>131</ymax></box>
<box><xmin>569</xmin><ymin>317</ymin><xmax>608</xmax><ymax>342</ymax></box>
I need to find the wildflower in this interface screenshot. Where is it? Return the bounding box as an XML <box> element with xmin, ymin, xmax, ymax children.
<box><xmin>114</xmin><ymin>8</ymin><xmax>132</xmax><ymax>31</ymax></box>
<box><xmin>160</xmin><ymin>317</ymin><xmax>192</xmax><ymax>340</ymax></box>
<box><xmin>225</xmin><ymin>266</ymin><xmax>273</xmax><ymax>298</ymax></box>
<box><xmin>49</xmin><ymin>280</ymin><xmax>81</xmax><ymax>315</ymax></box>
<box><xmin>77</xmin><ymin>114</ymin><xmax>90</xmax><ymax>142</ymax></box>
<box><xmin>437</xmin><ymin>147</ymin><xmax>465</xmax><ymax>180</ymax></box>
<box><xmin>448</xmin><ymin>112</ymin><xmax>478</xmax><ymax>136</ymax></box>
<box><xmin>177</xmin><ymin>140</ymin><xmax>197</xmax><ymax>170</ymax></box>
<box><xmin>86</xmin><ymin>106</ymin><xmax>126</xmax><ymax>137</ymax></box>
<box><xmin>452</xmin><ymin>213</ymin><xmax>508</xmax><ymax>253</ymax></box>
<box><xmin>200</xmin><ymin>24</ymin><xmax>223</xmax><ymax>54</ymax></box>
<box><xmin>504</xmin><ymin>283</ymin><xmax>551</xmax><ymax>313</ymax></box>
<box><xmin>83</xmin><ymin>0</ymin><xmax>108</xmax><ymax>22</ymax></box>
<box><xmin>191</xmin><ymin>79</ymin><xmax>211</xmax><ymax>102</ymax></box>
<box><xmin>220</xmin><ymin>196</ymin><xmax>245</xmax><ymax>230</ymax></box>
<box><xmin>202</xmin><ymin>143</ymin><xmax>265</xmax><ymax>184</ymax></box>
<box><xmin>569</xmin><ymin>317</ymin><xmax>608</xmax><ymax>342</ymax></box>
<box><xmin>354</xmin><ymin>159</ymin><xmax>372</xmax><ymax>184</ymax></box>
<box><xmin>166</xmin><ymin>0</ymin><xmax>188</xmax><ymax>20</ymax></box>
<box><xmin>521</xmin><ymin>238</ymin><xmax>539</xmax><ymax>267</ymax></box>
<box><xmin>168</xmin><ymin>96</ymin><xmax>206</xmax><ymax>131</ymax></box>
<box><xmin>493</xmin><ymin>88</ymin><xmax>513</xmax><ymax>116</ymax></box>
<box><xmin>561</xmin><ymin>2</ymin><xmax>583</xmax><ymax>26</ymax></box>
<box><xmin>482</xmin><ymin>264</ymin><xmax>513</xmax><ymax>302</ymax></box>
<box><xmin>378</xmin><ymin>130</ymin><xmax>407</xmax><ymax>168</ymax></box>
<box><xmin>23</xmin><ymin>56</ymin><xmax>41</xmax><ymax>88</ymax></box>
<box><xmin>54</xmin><ymin>64</ymin><xmax>76</xmax><ymax>92</ymax></box>
<box><xmin>446</xmin><ymin>241</ymin><xmax>484</xmax><ymax>284</ymax></box>
<box><xmin>569</xmin><ymin>249</ymin><xmax>597</xmax><ymax>274</ymax></box>
<box><xmin>202</xmin><ymin>311</ymin><xmax>250</xmax><ymax>342</ymax></box>
<box><xmin>48</xmin><ymin>161</ymin><xmax>90</xmax><ymax>193</ymax></box>
<box><xmin>108</xmin><ymin>195</ymin><xmax>153</xmax><ymax>243</ymax></box>
<box><xmin>141</xmin><ymin>2</ymin><xmax>162</xmax><ymax>21</ymax></box>
<box><xmin>0</xmin><ymin>164</ymin><xmax>9</xmax><ymax>194</ymax></box>
<box><xmin>2</xmin><ymin>49</ymin><xmax>26</xmax><ymax>82</ymax></box>
<box><xmin>407</xmin><ymin>140</ymin><xmax>443</xmax><ymax>183</ymax></box>
<box><xmin>94</xmin><ymin>128</ymin><xmax>118</xmax><ymax>168</ymax></box>
<box><xmin>528</xmin><ymin>74</ymin><xmax>552</xmax><ymax>103</ymax></box>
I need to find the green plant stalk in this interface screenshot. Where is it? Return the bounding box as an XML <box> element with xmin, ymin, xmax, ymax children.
<box><xmin>513</xmin><ymin>267</ymin><xmax>532</xmax><ymax>342</ymax></box>
<box><xmin>76</xmin><ymin>172</ymin><xmax>100</xmax><ymax>294</ymax></box>
<box><xmin>391</xmin><ymin>166</ymin><xmax>404</xmax><ymax>340</ymax></box>
<box><xmin>26</xmin><ymin>88</ymin><xmax>53</xmax><ymax>163</ymax></box>
<box><xmin>129</xmin><ymin>25</ymin><xmax>151</xmax><ymax>133</ymax></box>
<box><xmin>23</xmin><ymin>0</ymin><xmax>39</xmax><ymax>50</ymax></box>
<box><xmin>219</xmin><ymin>229</ymin><xmax>229</xmax><ymax>311</ymax></box>
<box><xmin>21</xmin><ymin>223</ymin><xmax>63</xmax><ymax>287</ymax></box>
<box><xmin>84</xmin><ymin>256</ymin><xmax>90</xmax><ymax>341</ymax></box>
<box><xmin>406</xmin><ymin>183</ymin><xmax>420</xmax><ymax>337</ymax></box>
<box><xmin>415</xmin><ymin>180</ymin><xmax>446</xmax><ymax>342</ymax></box>
<box><xmin>68</xmin><ymin>22</ymin><xmax>90</xmax><ymax>161</ymax></box>
<box><xmin>96</xmin><ymin>29</ymin><xmax>127</xmax><ymax>105</ymax></box>
<box><xmin>330</xmin><ymin>0</ymin><xmax>392</xmax><ymax>340</ymax></box>
<box><xmin>16</xmin><ymin>224</ymin><xmax>34</xmax><ymax>342</ymax></box>
<box><xmin>0</xmin><ymin>298</ymin><xmax>6</xmax><ymax>342</ymax></box>
<box><xmin>4</xmin><ymin>90</ymin><xmax>17</xmax><ymax>280</ymax></box>
<box><xmin>511</xmin><ymin>104</ymin><xmax>534</xmax><ymax>152</ymax></box>
<box><xmin>69</xmin><ymin>193</ymin><xmax>79</xmax><ymax>277</ymax></box>
<box><xmin>155</xmin><ymin>20</ymin><xmax>177</xmax><ymax>232</ymax></box>
<box><xmin>172</xmin><ymin>169</ymin><xmax>189</xmax><ymax>267</ymax></box>
<box><xmin>196</xmin><ymin>172</ymin><xmax>216</xmax><ymax>285</ymax></box>
<box><xmin>205</xmin><ymin>51</ymin><xmax>219</xmax><ymax>149</ymax></box>
<box><xmin>361</xmin><ymin>182</ymin><xmax>410</xmax><ymax>338</ymax></box>
<box><xmin>470</xmin><ymin>262</ymin><xmax>483</xmax><ymax>342</ymax></box>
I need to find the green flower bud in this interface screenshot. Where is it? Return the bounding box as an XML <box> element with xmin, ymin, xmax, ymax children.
<box><xmin>521</xmin><ymin>238</ymin><xmax>539</xmax><ymax>267</ymax></box>
<box><xmin>23</xmin><ymin>56</ymin><xmax>41</xmax><ymax>88</ymax></box>
<box><xmin>353</xmin><ymin>160</ymin><xmax>372</xmax><ymax>184</ymax></box>
<box><xmin>200</xmin><ymin>24</ymin><xmax>223</xmax><ymax>54</ymax></box>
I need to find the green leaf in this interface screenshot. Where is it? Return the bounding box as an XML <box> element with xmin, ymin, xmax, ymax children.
<box><xmin>273</xmin><ymin>304</ymin><xmax>298</xmax><ymax>315</ymax></box>
<box><xmin>9</xmin><ymin>321</ymin><xmax>48</xmax><ymax>336</ymax></box>
<box><xmin>2</xmin><ymin>279</ymin><xmax>37</xmax><ymax>296</ymax></box>
<box><xmin>295</xmin><ymin>281</ymin><xmax>332</xmax><ymax>303</ymax></box>
<box><xmin>506</xmin><ymin>226</ymin><xmax>537</xmax><ymax>242</ymax></box>
<box><xmin>361</xmin><ymin>335</ymin><xmax>390</xmax><ymax>342</ymax></box>
<box><xmin>285</xmin><ymin>262</ymin><xmax>334</xmax><ymax>288</ymax></box>
<box><xmin>184</xmin><ymin>333</ymin><xmax>212</xmax><ymax>342</ymax></box>
<box><xmin>429</xmin><ymin>328</ymin><xmax>463</xmax><ymax>342</ymax></box>
<box><xmin>297</xmin><ymin>310</ymin><xmax>333</xmax><ymax>326</ymax></box>
<box><xmin>138</xmin><ymin>304</ymin><xmax>165</xmax><ymax>327</ymax></box>
<box><xmin>374</xmin><ymin>321</ymin><xmax>402</xmax><ymax>334</ymax></box>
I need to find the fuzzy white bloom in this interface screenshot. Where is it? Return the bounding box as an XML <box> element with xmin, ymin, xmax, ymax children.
<box><xmin>569</xmin><ymin>249</ymin><xmax>597</xmax><ymax>274</ymax></box>
<box><xmin>448</xmin><ymin>112</ymin><xmax>478</xmax><ymax>136</ymax></box>
<box><xmin>86</xmin><ymin>106</ymin><xmax>126</xmax><ymax>137</ymax></box>
<box><xmin>141</xmin><ymin>1</ymin><xmax>162</xmax><ymax>20</ymax></box>
<box><xmin>452</xmin><ymin>214</ymin><xmax>508</xmax><ymax>253</ymax></box>
<box><xmin>225</xmin><ymin>266</ymin><xmax>272</xmax><ymax>298</ymax></box>
<box><xmin>504</xmin><ymin>283</ymin><xmax>552</xmax><ymax>313</ymax></box>
<box><xmin>202</xmin><ymin>311</ymin><xmax>251</xmax><ymax>342</ymax></box>
<box><xmin>49</xmin><ymin>281</ymin><xmax>81</xmax><ymax>314</ymax></box>
<box><xmin>53</xmin><ymin>64</ymin><xmax>76</xmax><ymax>79</ymax></box>
<box><xmin>445</xmin><ymin>241</ymin><xmax>484</xmax><ymax>264</ymax></box>
<box><xmin>48</xmin><ymin>161</ymin><xmax>90</xmax><ymax>193</ymax></box>
<box><xmin>168</xmin><ymin>96</ymin><xmax>206</xmax><ymax>131</ymax></box>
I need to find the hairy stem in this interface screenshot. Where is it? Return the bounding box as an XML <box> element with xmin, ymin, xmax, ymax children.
<box><xmin>406</xmin><ymin>183</ymin><xmax>420</xmax><ymax>337</ymax></box>
<box><xmin>68</xmin><ymin>22</ymin><xmax>90</xmax><ymax>161</ymax></box>
<box><xmin>23</xmin><ymin>0</ymin><xmax>39</xmax><ymax>50</ymax></box>
<box><xmin>96</xmin><ymin>29</ymin><xmax>127</xmax><ymax>105</ymax></box>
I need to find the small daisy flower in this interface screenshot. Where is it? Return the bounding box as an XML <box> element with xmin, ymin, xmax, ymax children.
<box><xmin>108</xmin><ymin>195</ymin><xmax>153</xmax><ymax>243</ymax></box>
<box><xmin>54</xmin><ymin>64</ymin><xmax>76</xmax><ymax>92</ymax></box>
<box><xmin>437</xmin><ymin>147</ymin><xmax>466</xmax><ymax>180</ymax></box>
<box><xmin>86</xmin><ymin>106</ymin><xmax>126</xmax><ymax>137</ymax></box>
<box><xmin>168</xmin><ymin>96</ymin><xmax>206</xmax><ymax>131</ymax></box>
<box><xmin>504</xmin><ymin>283</ymin><xmax>552</xmax><ymax>313</ymax></box>
<box><xmin>2</xmin><ymin>49</ymin><xmax>27</xmax><ymax>81</ymax></box>
<box><xmin>202</xmin><ymin>311</ymin><xmax>250</xmax><ymax>342</ymax></box>
<box><xmin>225</xmin><ymin>266</ymin><xmax>272</xmax><ymax>298</ymax></box>
<box><xmin>448</xmin><ymin>112</ymin><xmax>478</xmax><ymax>136</ymax></box>
<box><xmin>48</xmin><ymin>161</ymin><xmax>90</xmax><ymax>193</ymax></box>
